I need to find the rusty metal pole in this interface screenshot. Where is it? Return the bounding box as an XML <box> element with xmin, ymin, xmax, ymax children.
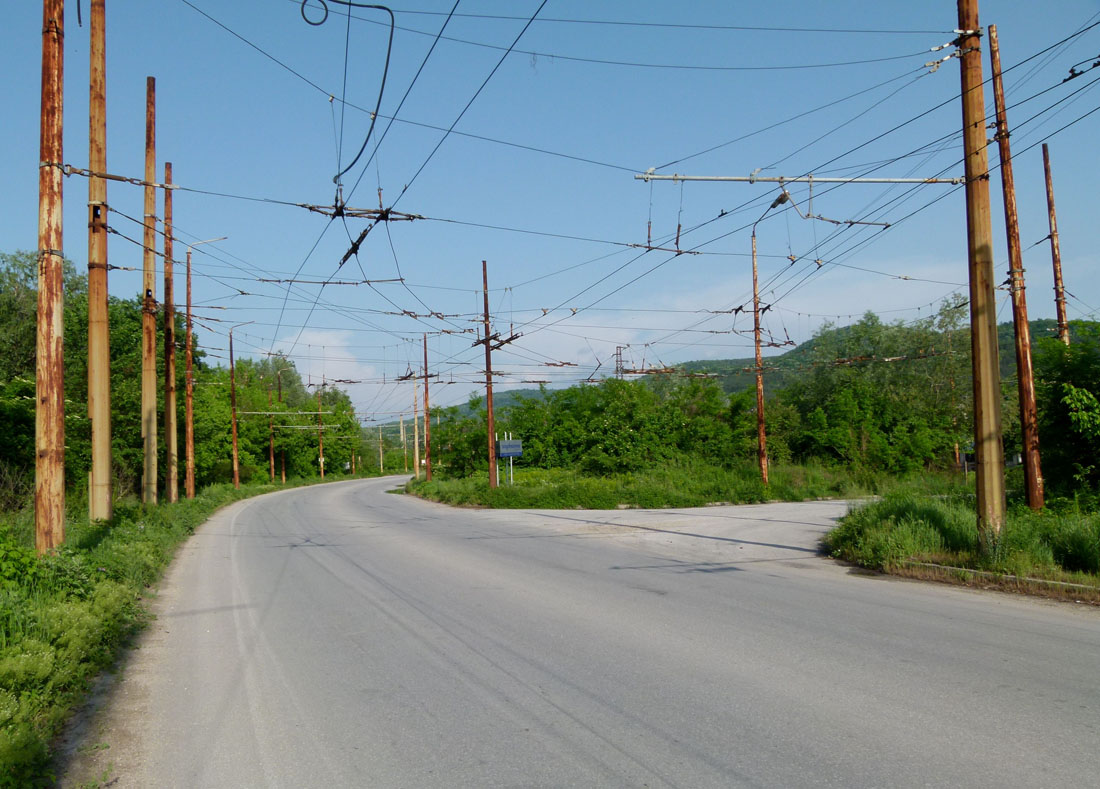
<box><xmin>958</xmin><ymin>0</ymin><xmax>1006</xmax><ymax>548</ymax></box>
<box><xmin>185</xmin><ymin>246</ymin><xmax>195</xmax><ymax>498</ymax></box>
<box><xmin>163</xmin><ymin>162</ymin><xmax>178</xmax><ymax>502</ymax></box>
<box><xmin>989</xmin><ymin>24</ymin><xmax>1043</xmax><ymax>510</ymax></box>
<box><xmin>268</xmin><ymin>386</ymin><xmax>275</xmax><ymax>481</ymax></box>
<box><xmin>36</xmin><ymin>0</ymin><xmax>66</xmax><ymax>554</ymax></box>
<box><xmin>751</xmin><ymin>230</ymin><xmax>769</xmax><ymax>486</ymax></box>
<box><xmin>229</xmin><ymin>328</ymin><xmax>240</xmax><ymax>490</ymax></box>
<box><xmin>423</xmin><ymin>335</ymin><xmax>432</xmax><ymax>481</ymax></box>
<box><xmin>87</xmin><ymin>0</ymin><xmax>112</xmax><ymax>522</ymax></box>
<box><xmin>141</xmin><ymin>76</ymin><xmax>158</xmax><ymax>505</ymax></box>
<box><xmin>1042</xmin><ymin>144</ymin><xmax>1070</xmax><ymax>346</ymax></box>
<box><xmin>318</xmin><ymin>382</ymin><xmax>325</xmax><ymax>479</ymax></box>
<box><xmin>482</xmin><ymin>261</ymin><xmax>498</xmax><ymax>488</ymax></box>
<box><xmin>277</xmin><ymin>366</ymin><xmax>285</xmax><ymax>482</ymax></box>
<box><xmin>413</xmin><ymin>385</ymin><xmax>421</xmax><ymax>480</ymax></box>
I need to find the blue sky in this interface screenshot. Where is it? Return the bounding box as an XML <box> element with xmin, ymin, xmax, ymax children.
<box><xmin>3</xmin><ymin>1</ymin><xmax>1099</xmax><ymax>421</ymax></box>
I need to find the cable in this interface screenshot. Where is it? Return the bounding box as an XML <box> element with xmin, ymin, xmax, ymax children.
<box><xmin>388</xmin><ymin>0</ymin><xmax>548</xmax><ymax>211</ymax></box>
<box><xmin>299</xmin><ymin>1</ymin><xmax>395</xmax><ymax>186</ymax></box>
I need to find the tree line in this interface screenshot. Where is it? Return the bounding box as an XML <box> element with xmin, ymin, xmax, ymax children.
<box><xmin>432</xmin><ymin>295</ymin><xmax>1100</xmax><ymax>498</ymax></box>
<box><xmin>0</xmin><ymin>250</ymin><xmax>365</xmax><ymax>509</ymax></box>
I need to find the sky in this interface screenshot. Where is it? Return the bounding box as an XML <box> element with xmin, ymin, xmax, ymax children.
<box><xmin>3</xmin><ymin>0</ymin><xmax>1099</xmax><ymax>423</ymax></box>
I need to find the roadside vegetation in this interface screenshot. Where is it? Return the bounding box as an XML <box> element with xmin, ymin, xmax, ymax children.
<box><xmin>413</xmin><ymin>299</ymin><xmax>1100</xmax><ymax>597</ymax></box>
<box><xmin>409</xmin><ymin>463</ymin><xmax>958</xmax><ymax>509</ymax></box>
<box><xmin>828</xmin><ymin>492</ymin><xmax>1100</xmax><ymax>600</ymax></box>
<box><xmin>0</xmin><ymin>250</ymin><xmax>391</xmax><ymax>785</ymax></box>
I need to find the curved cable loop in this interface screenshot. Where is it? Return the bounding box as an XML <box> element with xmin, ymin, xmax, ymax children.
<box><xmin>301</xmin><ymin>1</ymin><xmax>396</xmax><ymax>190</ymax></box>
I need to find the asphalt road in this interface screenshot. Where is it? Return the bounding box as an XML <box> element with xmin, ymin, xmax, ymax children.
<box><xmin>61</xmin><ymin>477</ymin><xmax>1100</xmax><ymax>787</ymax></box>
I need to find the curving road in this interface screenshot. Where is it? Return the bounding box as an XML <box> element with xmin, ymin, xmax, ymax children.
<box><xmin>61</xmin><ymin>477</ymin><xmax>1100</xmax><ymax>787</ymax></box>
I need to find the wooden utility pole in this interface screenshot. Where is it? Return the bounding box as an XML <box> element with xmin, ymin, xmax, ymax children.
<box><xmin>401</xmin><ymin>414</ymin><xmax>407</xmax><ymax>471</ymax></box>
<box><xmin>141</xmin><ymin>76</ymin><xmax>158</xmax><ymax>505</ymax></box>
<box><xmin>268</xmin><ymin>386</ymin><xmax>275</xmax><ymax>481</ymax></box>
<box><xmin>989</xmin><ymin>24</ymin><xmax>1043</xmax><ymax>510</ymax></box>
<box><xmin>751</xmin><ymin>230</ymin><xmax>769</xmax><ymax>486</ymax></box>
<box><xmin>482</xmin><ymin>261</ymin><xmax>498</xmax><ymax>488</ymax></box>
<box><xmin>278</xmin><ymin>367</ymin><xmax>286</xmax><ymax>482</ymax></box>
<box><xmin>318</xmin><ymin>382</ymin><xmax>325</xmax><ymax>479</ymax></box>
<box><xmin>229</xmin><ymin>328</ymin><xmax>240</xmax><ymax>490</ymax></box>
<box><xmin>413</xmin><ymin>385</ymin><xmax>421</xmax><ymax>480</ymax></box>
<box><xmin>958</xmin><ymin>0</ymin><xmax>1006</xmax><ymax>547</ymax></box>
<box><xmin>423</xmin><ymin>335</ymin><xmax>432</xmax><ymax>481</ymax></box>
<box><xmin>37</xmin><ymin>0</ymin><xmax>66</xmax><ymax>553</ymax></box>
<box><xmin>1043</xmin><ymin>144</ymin><xmax>1070</xmax><ymax>345</ymax></box>
<box><xmin>87</xmin><ymin>0</ymin><xmax>111</xmax><ymax>522</ymax></box>
<box><xmin>185</xmin><ymin>245</ymin><xmax>195</xmax><ymax>498</ymax></box>
<box><xmin>163</xmin><ymin>162</ymin><xmax>178</xmax><ymax>502</ymax></box>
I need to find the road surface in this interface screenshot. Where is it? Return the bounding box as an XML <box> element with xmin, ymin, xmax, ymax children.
<box><xmin>60</xmin><ymin>477</ymin><xmax>1100</xmax><ymax>787</ymax></box>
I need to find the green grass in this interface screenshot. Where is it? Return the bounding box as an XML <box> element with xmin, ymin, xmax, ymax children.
<box><xmin>827</xmin><ymin>490</ymin><xmax>1100</xmax><ymax>593</ymax></box>
<box><xmin>407</xmin><ymin>461</ymin><xmax>959</xmax><ymax>509</ymax></box>
<box><xmin>0</xmin><ymin>472</ymin><xmax>368</xmax><ymax>787</ymax></box>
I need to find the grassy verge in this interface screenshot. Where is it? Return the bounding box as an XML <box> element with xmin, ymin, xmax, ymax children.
<box><xmin>0</xmin><ymin>473</ymin><xmax>367</xmax><ymax>787</ymax></box>
<box><xmin>406</xmin><ymin>462</ymin><xmax>961</xmax><ymax>509</ymax></box>
<box><xmin>826</xmin><ymin>491</ymin><xmax>1100</xmax><ymax>601</ymax></box>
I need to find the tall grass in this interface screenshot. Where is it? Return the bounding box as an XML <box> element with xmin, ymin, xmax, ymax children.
<box><xmin>407</xmin><ymin>461</ymin><xmax>959</xmax><ymax>509</ymax></box>
<box><xmin>828</xmin><ymin>491</ymin><xmax>1100</xmax><ymax>587</ymax></box>
<box><xmin>0</xmin><ymin>474</ymin><xmax>353</xmax><ymax>787</ymax></box>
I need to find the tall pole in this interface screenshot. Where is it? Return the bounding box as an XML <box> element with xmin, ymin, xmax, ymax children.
<box><xmin>1043</xmin><ymin>144</ymin><xmax>1070</xmax><ymax>346</ymax></box>
<box><xmin>958</xmin><ymin>0</ymin><xmax>1006</xmax><ymax>547</ymax></box>
<box><xmin>751</xmin><ymin>230</ymin><xmax>769</xmax><ymax>486</ymax></box>
<box><xmin>318</xmin><ymin>382</ymin><xmax>325</xmax><ymax>479</ymax></box>
<box><xmin>378</xmin><ymin>425</ymin><xmax>384</xmax><ymax>473</ymax></box>
<box><xmin>163</xmin><ymin>162</ymin><xmax>178</xmax><ymax>502</ymax></box>
<box><xmin>185</xmin><ymin>246</ymin><xmax>195</xmax><ymax>498</ymax></box>
<box><xmin>184</xmin><ymin>237</ymin><xmax>224</xmax><ymax>498</ymax></box>
<box><xmin>229</xmin><ymin>329</ymin><xmax>240</xmax><ymax>490</ymax></box>
<box><xmin>413</xmin><ymin>385</ymin><xmax>421</xmax><ymax>480</ymax></box>
<box><xmin>423</xmin><ymin>335</ymin><xmax>432</xmax><ymax>481</ymax></box>
<box><xmin>277</xmin><ymin>366</ymin><xmax>285</xmax><ymax>483</ymax></box>
<box><xmin>482</xmin><ymin>260</ymin><xmax>498</xmax><ymax>489</ymax></box>
<box><xmin>401</xmin><ymin>414</ymin><xmax>407</xmax><ymax>472</ymax></box>
<box><xmin>87</xmin><ymin>0</ymin><xmax>111</xmax><ymax>522</ymax></box>
<box><xmin>268</xmin><ymin>386</ymin><xmax>275</xmax><ymax>481</ymax></box>
<box><xmin>989</xmin><ymin>24</ymin><xmax>1043</xmax><ymax>510</ymax></box>
<box><xmin>36</xmin><ymin>0</ymin><xmax>66</xmax><ymax>553</ymax></box>
<box><xmin>141</xmin><ymin>76</ymin><xmax>158</xmax><ymax>505</ymax></box>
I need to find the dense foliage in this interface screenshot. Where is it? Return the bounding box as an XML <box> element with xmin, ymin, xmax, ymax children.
<box><xmin>430</xmin><ymin>297</ymin><xmax>1099</xmax><ymax>501</ymax></box>
<box><xmin>0</xmin><ymin>250</ymin><xmax>367</xmax><ymax>505</ymax></box>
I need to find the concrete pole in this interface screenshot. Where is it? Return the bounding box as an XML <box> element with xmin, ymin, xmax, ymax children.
<box><xmin>989</xmin><ymin>24</ymin><xmax>1043</xmax><ymax>510</ymax></box>
<box><xmin>958</xmin><ymin>0</ymin><xmax>1006</xmax><ymax>547</ymax></box>
<box><xmin>378</xmin><ymin>425</ymin><xmax>384</xmax><ymax>473</ymax></box>
<box><xmin>482</xmin><ymin>261</ymin><xmax>498</xmax><ymax>488</ymax></box>
<box><xmin>230</xmin><ymin>329</ymin><xmax>240</xmax><ymax>490</ymax></box>
<box><xmin>1042</xmin><ymin>144</ymin><xmax>1070</xmax><ymax>346</ymax></box>
<box><xmin>87</xmin><ymin>0</ymin><xmax>112</xmax><ymax>522</ymax></box>
<box><xmin>36</xmin><ymin>0</ymin><xmax>66</xmax><ymax>553</ymax></box>
<box><xmin>413</xmin><ymin>385</ymin><xmax>421</xmax><ymax>480</ymax></box>
<box><xmin>163</xmin><ymin>162</ymin><xmax>178</xmax><ymax>502</ymax></box>
<box><xmin>423</xmin><ymin>335</ymin><xmax>432</xmax><ymax>481</ymax></box>
<box><xmin>141</xmin><ymin>76</ymin><xmax>158</xmax><ymax>505</ymax></box>
<box><xmin>751</xmin><ymin>230</ymin><xmax>769</xmax><ymax>486</ymax></box>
